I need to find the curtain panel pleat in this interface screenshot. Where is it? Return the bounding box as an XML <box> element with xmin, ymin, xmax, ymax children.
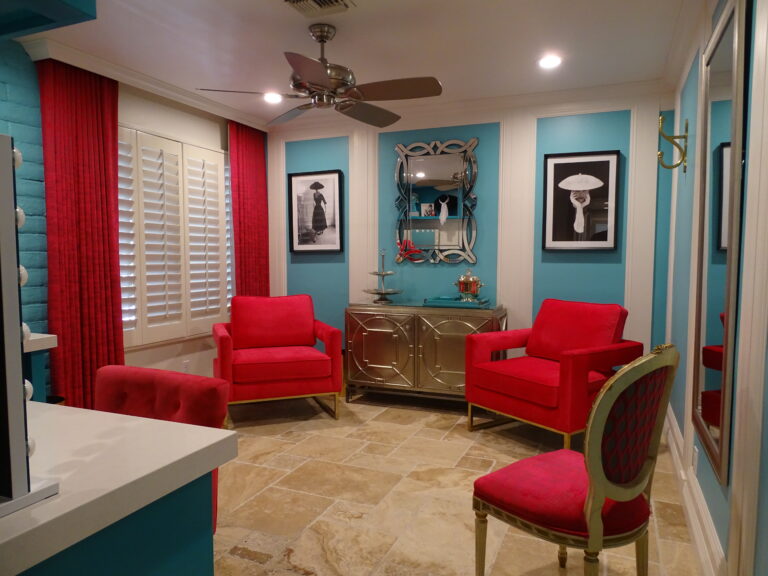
<box><xmin>37</xmin><ymin>59</ymin><xmax>124</xmax><ymax>409</ymax></box>
<box><xmin>228</xmin><ymin>121</ymin><xmax>270</xmax><ymax>296</ymax></box>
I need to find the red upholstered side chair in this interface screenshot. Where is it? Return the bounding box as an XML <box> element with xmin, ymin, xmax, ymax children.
<box><xmin>465</xmin><ymin>298</ymin><xmax>644</xmax><ymax>448</ymax></box>
<box><xmin>700</xmin><ymin>312</ymin><xmax>725</xmax><ymax>428</ymax></box>
<box><xmin>212</xmin><ymin>294</ymin><xmax>342</xmax><ymax>419</ymax></box>
<box><xmin>94</xmin><ymin>365</ymin><xmax>229</xmax><ymax>532</ymax></box>
<box><xmin>473</xmin><ymin>344</ymin><xmax>679</xmax><ymax>576</ymax></box>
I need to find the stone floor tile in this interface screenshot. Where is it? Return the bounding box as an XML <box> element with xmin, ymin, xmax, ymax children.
<box><xmin>226</xmin><ymin>486</ymin><xmax>333</xmax><ymax>536</ymax></box>
<box><xmin>653</xmin><ymin>501</ymin><xmax>691</xmax><ymax>543</ymax></box>
<box><xmin>284</xmin><ymin>433</ymin><xmax>367</xmax><ymax>462</ymax></box>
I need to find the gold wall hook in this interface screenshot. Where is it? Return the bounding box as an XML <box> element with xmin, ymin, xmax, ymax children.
<box><xmin>658</xmin><ymin>115</ymin><xmax>688</xmax><ymax>173</ymax></box>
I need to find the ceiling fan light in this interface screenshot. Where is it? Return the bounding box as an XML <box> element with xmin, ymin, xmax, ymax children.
<box><xmin>264</xmin><ymin>92</ymin><xmax>283</xmax><ymax>104</ymax></box>
<box><xmin>539</xmin><ymin>54</ymin><xmax>562</xmax><ymax>69</ymax></box>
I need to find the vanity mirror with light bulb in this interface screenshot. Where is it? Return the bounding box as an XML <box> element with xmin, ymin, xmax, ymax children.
<box><xmin>692</xmin><ymin>0</ymin><xmax>747</xmax><ymax>484</ymax></box>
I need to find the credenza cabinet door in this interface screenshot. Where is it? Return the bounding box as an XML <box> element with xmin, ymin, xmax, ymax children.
<box><xmin>346</xmin><ymin>310</ymin><xmax>415</xmax><ymax>391</ymax></box>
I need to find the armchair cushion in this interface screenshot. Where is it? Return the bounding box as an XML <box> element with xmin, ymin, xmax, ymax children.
<box><xmin>232</xmin><ymin>346</ymin><xmax>332</xmax><ymax>384</ymax></box>
<box><xmin>474</xmin><ymin>449</ymin><xmax>650</xmax><ymax>538</ymax></box>
<box><xmin>473</xmin><ymin>356</ymin><xmax>609</xmax><ymax>409</ymax></box>
<box><xmin>231</xmin><ymin>294</ymin><xmax>316</xmax><ymax>349</ymax></box>
<box><xmin>526</xmin><ymin>299</ymin><xmax>628</xmax><ymax>362</ymax></box>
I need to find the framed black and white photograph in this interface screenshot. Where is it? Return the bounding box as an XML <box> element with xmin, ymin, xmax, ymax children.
<box><xmin>718</xmin><ymin>143</ymin><xmax>731</xmax><ymax>251</ymax></box>
<box><xmin>543</xmin><ymin>150</ymin><xmax>620</xmax><ymax>250</ymax></box>
<box><xmin>288</xmin><ymin>170</ymin><xmax>343</xmax><ymax>253</ymax></box>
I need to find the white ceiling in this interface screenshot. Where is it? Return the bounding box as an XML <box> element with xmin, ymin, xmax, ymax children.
<box><xmin>21</xmin><ymin>0</ymin><xmax>704</xmax><ymax>130</ymax></box>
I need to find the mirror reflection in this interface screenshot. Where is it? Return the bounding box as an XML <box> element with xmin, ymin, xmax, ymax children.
<box><xmin>395</xmin><ymin>139</ymin><xmax>478</xmax><ymax>264</ymax></box>
<box><xmin>694</xmin><ymin>6</ymin><xmax>740</xmax><ymax>484</ymax></box>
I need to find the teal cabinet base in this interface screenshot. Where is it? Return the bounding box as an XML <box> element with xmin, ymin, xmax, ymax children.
<box><xmin>20</xmin><ymin>474</ymin><xmax>214</xmax><ymax>576</ymax></box>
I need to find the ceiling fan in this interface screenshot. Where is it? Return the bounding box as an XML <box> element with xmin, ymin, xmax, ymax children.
<box><xmin>199</xmin><ymin>23</ymin><xmax>442</xmax><ymax>128</ymax></box>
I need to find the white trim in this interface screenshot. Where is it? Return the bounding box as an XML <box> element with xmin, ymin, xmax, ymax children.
<box><xmin>267</xmin><ymin>137</ymin><xmax>287</xmax><ymax>296</ymax></box>
<box><xmin>727</xmin><ymin>1</ymin><xmax>768</xmax><ymax>573</ymax></box>
<box><xmin>623</xmin><ymin>96</ymin><xmax>661</xmax><ymax>348</ymax></box>
<box><xmin>18</xmin><ymin>38</ymin><xmax>267</xmax><ymax>131</ymax></box>
<box><xmin>496</xmin><ymin>110</ymin><xmax>535</xmax><ymax>325</ymax></box>
<box><xmin>665</xmin><ymin>407</ymin><xmax>725</xmax><ymax>576</ymax></box>
<box><xmin>348</xmin><ymin>128</ymin><xmax>379</xmax><ymax>305</ymax></box>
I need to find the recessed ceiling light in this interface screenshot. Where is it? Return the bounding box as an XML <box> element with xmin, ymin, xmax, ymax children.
<box><xmin>539</xmin><ymin>54</ymin><xmax>562</xmax><ymax>70</ymax></box>
<box><xmin>264</xmin><ymin>92</ymin><xmax>283</xmax><ymax>104</ymax></box>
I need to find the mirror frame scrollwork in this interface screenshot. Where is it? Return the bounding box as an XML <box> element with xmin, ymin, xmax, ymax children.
<box><xmin>693</xmin><ymin>0</ymin><xmax>746</xmax><ymax>485</ymax></box>
<box><xmin>394</xmin><ymin>138</ymin><xmax>478</xmax><ymax>264</ymax></box>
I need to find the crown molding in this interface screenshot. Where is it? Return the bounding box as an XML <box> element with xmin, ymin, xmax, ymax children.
<box><xmin>18</xmin><ymin>38</ymin><xmax>269</xmax><ymax>132</ymax></box>
<box><xmin>269</xmin><ymin>78</ymin><xmax>674</xmax><ymax>137</ymax></box>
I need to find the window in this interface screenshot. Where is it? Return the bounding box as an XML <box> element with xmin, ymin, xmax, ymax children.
<box><xmin>118</xmin><ymin>127</ymin><xmax>230</xmax><ymax>347</ymax></box>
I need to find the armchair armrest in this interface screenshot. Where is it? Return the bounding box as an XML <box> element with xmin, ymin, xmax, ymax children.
<box><xmin>212</xmin><ymin>323</ymin><xmax>233</xmax><ymax>384</ymax></box>
<box><xmin>561</xmin><ymin>339</ymin><xmax>644</xmax><ymax>372</ymax></box>
<box><xmin>466</xmin><ymin>328</ymin><xmax>532</xmax><ymax>366</ymax></box>
<box><xmin>314</xmin><ymin>320</ymin><xmax>343</xmax><ymax>392</ymax></box>
<box><xmin>558</xmin><ymin>339</ymin><xmax>644</xmax><ymax>430</ymax></box>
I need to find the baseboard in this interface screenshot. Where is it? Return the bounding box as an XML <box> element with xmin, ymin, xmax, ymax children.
<box><xmin>664</xmin><ymin>408</ymin><xmax>726</xmax><ymax>576</ymax></box>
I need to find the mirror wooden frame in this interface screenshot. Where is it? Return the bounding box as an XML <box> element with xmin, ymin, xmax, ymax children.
<box><xmin>693</xmin><ymin>0</ymin><xmax>747</xmax><ymax>485</ymax></box>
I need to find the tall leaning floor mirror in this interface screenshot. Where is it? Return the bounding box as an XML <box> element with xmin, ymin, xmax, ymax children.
<box><xmin>692</xmin><ymin>0</ymin><xmax>747</xmax><ymax>485</ymax></box>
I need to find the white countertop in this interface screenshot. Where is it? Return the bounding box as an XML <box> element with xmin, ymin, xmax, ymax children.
<box><xmin>0</xmin><ymin>402</ymin><xmax>237</xmax><ymax>575</ymax></box>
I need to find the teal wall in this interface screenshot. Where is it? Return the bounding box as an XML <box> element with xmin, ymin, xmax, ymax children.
<box><xmin>533</xmin><ymin>111</ymin><xmax>631</xmax><ymax>313</ymax></box>
<box><xmin>652</xmin><ymin>110</ymin><xmax>674</xmax><ymax>348</ymax></box>
<box><xmin>0</xmin><ymin>40</ymin><xmax>46</xmax><ymax>335</ymax></box>
<box><xmin>377</xmin><ymin>123</ymin><xmax>500</xmax><ymax>305</ymax></box>
<box><xmin>21</xmin><ymin>474</ymin><xmax>214</xmax><ymax>575</ymax></box>
<box><xmin>669</xmin><ymin>57</ymin><xmax>699</xmax><ymax>427</ymax></box>
<box><xmin>0</xmin><ymin>40</ymin><xmax>48</xmax><ymax>397</ymax></box>
<box><xmin>285</xmin><ymin>137</ymin><xmax>349</xmax><ymax>333</ymax></box>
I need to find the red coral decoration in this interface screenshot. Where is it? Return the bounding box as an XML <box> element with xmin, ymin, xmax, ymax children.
<box><xmin>396</xmin><ymin>239</ymin><xmax>422</xmax><ymax>262</ymax></box>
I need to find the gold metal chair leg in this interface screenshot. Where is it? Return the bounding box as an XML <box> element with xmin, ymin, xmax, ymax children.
<box><xmin>223</xmin><ymin>410</ymin><xmax>234</xmax><ymax>430</ymax></box>
<box><xmin>583</xmin><ymin>550</ymin><xmax>599</xmax><ymax>576</ymax></box>
<box><xmin>467</xmin><ymin>403</ymin><xmax>475</xmax><ymax>432</ymax></box>
<box><xmin>635</xmin><ymin>531</ymin><xmax>649</xmax><ymax>576</ymax></box>
<box><xmin>563</xmin><ymin>433</ymin><xmax>571</xmax><ymax>450</ymax></box>
<box><xmin>475</xmin><ymin>511</ymin><xmax>487</xmax><ymax>576</ymax></box>
<box><xmin>558</xmin><ymin>544</ymin><xmax>567</xmax><ymax>568</ymax></box>
<box><xmin>314</xmin><ymin>394</ymin><xmax>339</xmax><ymax>419</ymax></box>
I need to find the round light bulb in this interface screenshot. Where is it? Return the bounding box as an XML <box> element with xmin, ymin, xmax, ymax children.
<box><xmin>264</xmin><ymin>92</ymin><xmax>283</xmax><ymax>104</ymax></box>
<box><xmin>539</xmin><ymin>54</ymin><xmax>562</xmax><ymax>69</ymax></box>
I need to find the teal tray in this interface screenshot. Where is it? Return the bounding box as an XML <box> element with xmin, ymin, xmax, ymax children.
<box><xmin>423</xmin><ymin>296</ymin><xmax>490</xmax><ymax>309</ymax></box>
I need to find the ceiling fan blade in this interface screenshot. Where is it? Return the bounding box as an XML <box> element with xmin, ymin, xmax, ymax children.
<box><xmin>335</xmin><ymin>101</ymin><xmax>400</xmax><ymax>128</ymax></box>
<box><xmin>267</xmin><ymin>103</ymin><xmax>314</xmax><ymax>126</ymax></box>
<box><xmin>284</xmin><ymin>52</ymin><xmax>332</xmax><ymax>89</ymax></box>
<box><xmin>347</xmin><ymin>77</ymin><xmax>443</xmax><ymax>101</ymax></box>
<box><xmin>198</xmin><ymin>88</ymin><xmax>305</xmax><ymax>98</ymax></box>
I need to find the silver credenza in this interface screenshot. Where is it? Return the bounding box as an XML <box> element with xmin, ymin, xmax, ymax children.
<box><xmin>345</xmin><ymin>303</ymin><xmax>507</xmax><ymax>401</ymax></box>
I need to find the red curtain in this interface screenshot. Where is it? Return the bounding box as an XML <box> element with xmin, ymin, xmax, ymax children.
<box><xmin>228</xmin><ymin>121</ymin><xmax>270</xmax><ymax>296</ymax></box>
<box><xmin>37</xmin><ymin>59</ymin><xmax>124</xmax><ymax>409</ymax></box>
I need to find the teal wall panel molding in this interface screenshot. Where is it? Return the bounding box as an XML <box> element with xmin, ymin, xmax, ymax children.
<box><xmin>652</xmin><ymin>109</ymin><xmax>674</xmax><ymax>349</ymax></box>
<box><xmin>533</xmin><ymin>110</ymin><xmax>631</xmax><ymax>314</ymax></box>
<box><xmin>285</xmin><ymin>137</ymin><xmax>349</xmax><ymax>334</ymax></box>
<box><xmin>377</xmin><ymin>123</ymin><xmax>500</xmax><ymax>305</ymax></box>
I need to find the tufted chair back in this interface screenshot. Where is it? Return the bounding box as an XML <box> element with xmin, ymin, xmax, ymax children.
<box><xmin>95</xmin><ymin>365</ymin><xmax>229</xmax><ymax>427</ymax></box>
<box><xmin>94</xmin><ymin>365</ymin><xmax>230</xmax><ymax>533</ymax></box>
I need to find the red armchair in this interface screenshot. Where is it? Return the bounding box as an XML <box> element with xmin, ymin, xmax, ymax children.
<box><xmin>465</xmin><ymin>298</ymin><xmax>643</xmax><ymax>447</ymax></box>
<box><xmin>94</xmin><ymin>365</ymin><xmax>229</xmax><ymax>532</ymax></box>
<box><xmin>212</xmin><ymin>294</ymin><xmax>342</xmax><ymax>418</ymax></box>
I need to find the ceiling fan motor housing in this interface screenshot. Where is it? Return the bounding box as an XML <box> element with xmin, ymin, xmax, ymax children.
<box><xmin>291</xmin><ymin>63</ymin><xmax>355</xmax><ymax>94</ymax></box>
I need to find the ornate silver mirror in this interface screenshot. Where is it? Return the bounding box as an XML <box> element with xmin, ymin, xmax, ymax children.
<box><xmin>394</xmin><ymin>138</ymin><xmax>478</xmax><ymax>264</ymax></box>
<box><xmin>693</xmin><ymin>0</ymin><xmax>746</xmax><ymax>484</ymax></box>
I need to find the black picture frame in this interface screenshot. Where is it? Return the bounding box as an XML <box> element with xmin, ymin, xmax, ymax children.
<box><xmin>543</xmin><ymin>150</ymin><xmax>620</xmax><ymax>251</ymax></box>
<box><xmin>288</xmin><ymin>170</ymin><xmax>344</xmax><ymax>253</ymax></box>
<box><xmin>718</xmin><ymin>143</ymin><xmax>731</xmax><ymax>251</ymax></box>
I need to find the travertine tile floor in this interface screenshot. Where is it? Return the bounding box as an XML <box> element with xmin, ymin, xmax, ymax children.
<box><xmin>214</xmin><ymin>394</ymin><xmax>701</xmax><ymax>576</ymax></box>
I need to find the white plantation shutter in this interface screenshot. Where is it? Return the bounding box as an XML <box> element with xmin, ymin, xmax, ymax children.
<box><xmin>117</xmin><ymin>127</ymin><xmax>140</xmax><ymax>346</ymax></box>
<box><xmin>137</xmin><ymin>133</ymin><xmax>185</xmax><ymax>342</ymax></box>
<box><xmin>183</xmin><ymin>144</ymin><xmax>227</xmax><ymax>334</ymax></box>
<box><xmin>225</xmin><ymin>156</ymin><xmax>234</xmax><ymax>306</ymax></box>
